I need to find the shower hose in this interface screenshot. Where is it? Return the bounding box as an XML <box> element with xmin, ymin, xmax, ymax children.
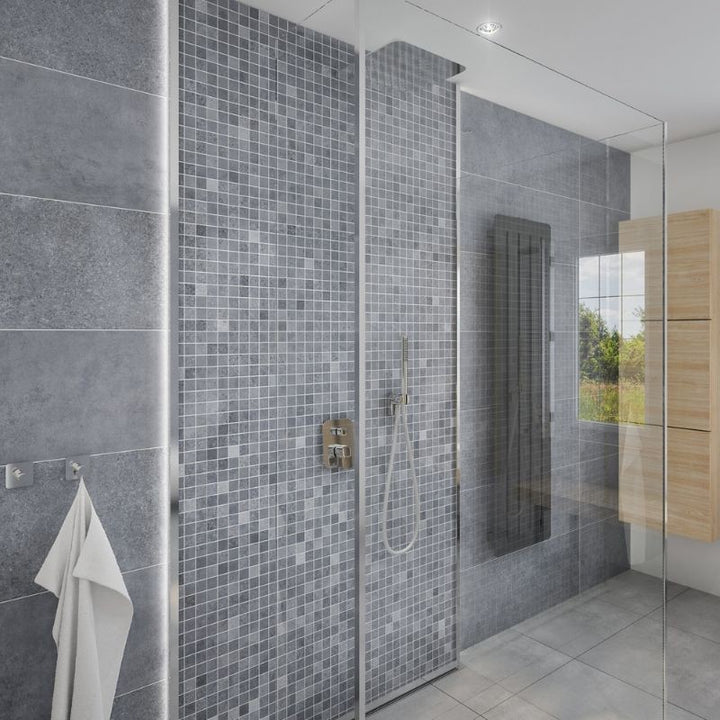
<box><xmin>382</xmin><ymin>401</ymin><xmax>422</xmax><ymax>555</ymax></box>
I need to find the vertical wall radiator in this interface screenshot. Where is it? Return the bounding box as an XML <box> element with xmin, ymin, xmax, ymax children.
<box><xmin>490</xmin><ymin>214</ymin><xmax>552</xmax><ymax>556</ymax></box>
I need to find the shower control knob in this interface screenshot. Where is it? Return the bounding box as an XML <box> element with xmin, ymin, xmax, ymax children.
<box><xmin>329</xmin><ymin>444</ymin><xmax>351</xmax><ymax>459</ymax></box>
<box><xmin>321</xmin><ymin>418</ymin><xmax>354</xmax><ymax>470</ymax></box>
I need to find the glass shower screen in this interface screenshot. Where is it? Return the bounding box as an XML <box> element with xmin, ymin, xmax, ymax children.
<box><xmin>357</xmin><ymin>0</ymin><xmax>666</xmax><ymax>717</ymax></box>
<box><xmin>173</xmin><ymin>1</ymin><xmax>666</xmax><ymax>718</ymax></box>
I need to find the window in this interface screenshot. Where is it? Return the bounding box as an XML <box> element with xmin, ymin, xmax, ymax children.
<box><xmin>578</xmin><ymin>252</ymin><xmax>645</xmax><ymax>423</ymax></box>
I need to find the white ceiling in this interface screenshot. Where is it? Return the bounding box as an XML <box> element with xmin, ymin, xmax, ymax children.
<box><xmin>251</xmin><ymin>0</ymin><xmax>720</xmax><ymax>146</ymax></box>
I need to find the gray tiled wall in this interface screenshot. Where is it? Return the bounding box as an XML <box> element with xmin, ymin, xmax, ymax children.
<box><xmin>0</xmin><ymin>0</ymin><xmax>168</xmax><ymax>718</ymax></box>
<box><xmin>364</xmin><ymin>42</ymin><xmax>458</xmax><ymax>704</ymax></box>
<box><xmin>178</xmin><ymin>2</ymin><xmax>356</xmax><ymax>719</ymax></box>
<box><xmin>459</xmin><ymin>93</ymin><xmax>631</xmax><ymax>648</ymax></box>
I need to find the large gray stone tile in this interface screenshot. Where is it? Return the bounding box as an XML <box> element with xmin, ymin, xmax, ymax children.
<box><xmin>524</xmin><ymin>596</ymin><xmax>639</xmax><ymax>656</ymax></box>
<box><xmin>608</xmin><ymin>146</ymin><xmax>631</xmax><ymax>213</ymax></box>
<box><xmin>520</xmin><ymin>660</ymin><xmax>664</xmax><ymax>719</ymax></box>
<box><xmin>579</xmin><ymin>140</ymin><xmax>629</xmax><ymax>212</ymax></box>
<box><xmin>459</xmin><ymin>251</ymin><xmax>492</xmax><ymax>333</ymax></box>
<box><xmin>459</xmin><ymin>174</ymin><xmax>580</xmax><ymax>264</ymax></box>
<box><xmin>551</xmin><ymin>399</ymin><xmax>580</xmax><ymax>467</ymax></box>
<box><xmin>369</xmin><ymin>684</ymin><xmax>458</xmax><ymax>720</ymax></box>
<box><xmin>666</xmin><ymin>704</ymin><xmax>706</xmax><ymax>720</ymax></box>
<box><xmin>458</xmin><ymin>408</ymin><xmax>495</xmax><ymax>492</ymax></box>
<box><xmin>579</xmin><ymin>518</ymin><xmax>630</xmax><ymax>592</ymax></box>
<box><xmin>597</xmin><ymin>569</ymin><xmax>684</xmax><ymax>615</ymax></box>
<box><xmin>483</xmin><ymin>695</ymin><xmax>558</xmax><ymax>720</ymax></box>
<box><xmin>552</xmin><ymin>332</ymin><xmax>577</xmax><ymax>402</ymax></box>
<box><xmin>0</xmin><ymin>566</ymin><xmax>164</xmax><ymax>718</ymax></box>
<box><xmin>117</xmin><ymin>565</ymin><xmax>167</xmax><ymax>695</ymax></box>
<box><xmin>548</xmin><ymin>463</ymin><xmax>580</xmax><ymax>538</ymax></box>
<box><xmin>459</xmin><ymin>532</ymin><xmax>579</xmax><ymax>647</ymax></box>
<box><xmin>552</xmin><ymin>262</ymin><xmax>578</xmax><ymax>334</ymax></box>
<box><xmin>433</xmin><ymin>665</ymin><xmax>493</xmax><ymax>702</ymax></box>
<box><xmin>0</xmin><ymin>195</ymin><xmax>165</xmax><ymax>329</ymax></box>
<box><xmin>460</xmin><ymin>485</ymin><xmax>495</xmax><ymax>569</ymax></box>
<box><xmin>578</xmin><ymin>452</ymin><xmax>619</xmax><ymax>526</ymax></box>
<box><xmin>462</xmin><ymin>632</ymin><xmax>570</xmax><ymax>693</ymax></box>
<box><xmin>0</xmin><ymin>330</ymin><xmax>163</xmax><ymax>464</ymax></box>
<box><xmin>0</xmin><ymin>448</ymin><xmax>166</xmax><ymax>601</ymax></box>
<box><xmin>459</xmin><ymin>331</ymin><xmax>493</xmax><ymax>410</ymax></box>
<box><xmin>461</xmin><ymin>94</ymin><xmax>580</xmax><ymax>199</ymax></box>
<box><xmin>435</xmin><ymin>704</ymin><xmax>480</xmax><ymax>720</ymax></box>
<box><xmin>0</xmin><ymin>58</ymin><xmax>164</xmax><ymax>211</ymax></box>
<box><xmin>661</xmin><ymin>588</ymin><xmax>720</xmax><ymax>644</ymax></box>
<box><xmin>580</xmin><ymin>203</ymin><xmax>629</xmax><ymax>239</ymax></box>
<box><xmin>463</xmin><ymin>684</ymin><xmax>513</xmax><ymax>716</ymax></box>
<box><xmin>667</xmin><ymin>624</ymin><xmax>720</xmax><ymax>719</ymax></box>
<box><xmin>0</xmin><ymin>0</ymin><xmax>165</xmax><ymax>95</ymax></box>
<box><xmin>112</xmin><ymin>681</ymin><xmax>166</xmax><ymax>720</ymax></box>
<box><xmin>579</xmin><ymin>617</ymin><xmax>663</xmax><ymax>696</ymax></box>
<box><xmin>0</xmin><ymin>593</ymin><xmax>56</xmax><ymax>718</ymax></box>
<box><xmin>579</xmin><ymin>138</ymin><xmax>609</xmax><ymax>207</ymax></box>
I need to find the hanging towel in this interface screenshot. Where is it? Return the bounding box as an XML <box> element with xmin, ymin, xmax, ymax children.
<box><xmin>35</xmin><ymin>479</ymin><xmax>133</xmax><ymax>720</ymax></box>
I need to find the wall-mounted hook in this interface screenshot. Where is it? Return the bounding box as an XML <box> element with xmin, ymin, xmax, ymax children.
<box><xmin>5</xmin><ymin>462</ymin><xmax>33</xmax><ymax>489</ymax></box>
<box><xmin>66</xmin><ymin>456</ymin><xmax>90</xmax><ymax>482</ymax></box>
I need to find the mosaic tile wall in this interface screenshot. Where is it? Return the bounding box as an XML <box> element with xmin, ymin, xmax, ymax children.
<box><xmin>364</xmin><ymin>42</ymin><xmax>459</xmax><ymax>704</ymax></box>
<box><xmin>178</xmin><ymin>2</ymin><xmax>356</xmax><ymax>718</ymax></box>
<box><xmin>458</xmin><ymin>93</ymin><xmax>632</xmax><ymax>647</ymax></box>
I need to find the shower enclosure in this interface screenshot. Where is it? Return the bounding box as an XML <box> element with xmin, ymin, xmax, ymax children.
<box><xmin>171</xmin><ymin>0</ymin><xmax>667</xmax><ymax>717</ymax></box>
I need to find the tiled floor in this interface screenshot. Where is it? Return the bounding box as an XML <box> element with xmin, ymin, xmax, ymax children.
<box><xmin>369</xmin><ymin>571</ymin><xmax>720</xmax><ymax>720</ymax></box>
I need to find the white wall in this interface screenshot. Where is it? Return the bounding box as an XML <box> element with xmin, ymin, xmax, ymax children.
<box><xmin>631</xmin><ymin>131</ymin><xmax>720</xmax><ymax>595</ymax></box>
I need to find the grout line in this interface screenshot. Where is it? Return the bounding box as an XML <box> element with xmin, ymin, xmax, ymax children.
<box><xmin>0</xmin><ymin>327</ymin><xmax>168</xmax><ymax>333</ymax></box>
<box><xmin>458</xmin><ymin>169</ymin><xmax>631</xmax><ymax>215</ymax></box>
<box><xmin>0</xmin><ymin>562</ymin><xmax>166</xmax><ymax>607</ymax></box>
<box><xmin>0</xmin><ymin>190</ymin><xmax>166</xmax><ymax>216</ymax></box>
<box><xmin>114</xmin><ymin>677</ymin><xmax>167</xmax><ymax>700</ymax></box>
<box><xmin>0</xmin><ymin>590</ymin><xmax>49</xmax><ymax>606</ymax></box>
<box><xmin>0</xmin><ymin>54</ymin><xmax>166</xmax><ymax>99</ymax></box>
<box><xmin>114</xmin><ymin>680</ymin><xmax>167</xmax><ymax>702</ymax></box>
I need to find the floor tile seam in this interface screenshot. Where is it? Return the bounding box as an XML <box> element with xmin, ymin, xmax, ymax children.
<box><xmin>574</xmin><ymin>653</ymin><xmax>663</xmax><ymax>700</ymax></box>
<box><xmin>454</xmin><ymin>655</ymin><xmax>574</xmax><ymax>716</ymax></box>
<box><xmin>515</xmin><ymin>608</ymin><xmax>641</xmax><ymax>659</ymax></box>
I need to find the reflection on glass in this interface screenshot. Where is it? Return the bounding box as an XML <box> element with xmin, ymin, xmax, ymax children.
<box><xmin>579</xmin><ymin>251</ymin><xmax>646</xmax><ymax>423</ymax></box>
<box><xmin>579</xmin><ymin>256</ymin><xmax>599</xmax><ymax>299</ymax></box>
<box><xmin>622</xmin><ymin>251</ymin><xmax>645</xmax><ymax>295</ymax></box>
<box><xmin>600</xmin><ymin>253</ymin><xmax>621</xmax><ymax>296</ymax></box>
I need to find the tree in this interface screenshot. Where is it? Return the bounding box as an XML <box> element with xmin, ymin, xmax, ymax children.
<box><xmin>579</xmin><ymin>303</ymin><xmax>620</xmax><ymax>383</ymax></box>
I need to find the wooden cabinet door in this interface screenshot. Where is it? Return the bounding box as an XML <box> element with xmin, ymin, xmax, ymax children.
<box><xmin>668</xmin><ymin>210</ymin><xmax>717</xmax><ymax>320</ymax></box>
<box><xmin>668</xmin><ymin>320</ymin><xmax>712</xmax><ymax>431</ymax></box>
<box><xmin>668</xmin><ymin>428</ymin><xmax>717</xmax><ymax>542</ymax></box>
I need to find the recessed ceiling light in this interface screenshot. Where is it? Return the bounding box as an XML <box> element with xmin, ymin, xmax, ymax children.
<box><xmin>477</xmin><ymin>21</ymin><xmax>502</xmax><ymax>35</ymax></box>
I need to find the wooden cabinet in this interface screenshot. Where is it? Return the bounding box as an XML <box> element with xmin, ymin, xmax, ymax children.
<box><xmin>618</xmin><ymin>209</ymin><xmax>720</xmax><ymax>542</ymax></box>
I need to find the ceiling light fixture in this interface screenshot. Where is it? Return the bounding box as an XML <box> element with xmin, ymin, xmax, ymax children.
<box><xmin>477</xmin><ymin>21</ymin><xmax>502</xmax><ymax>35</ymax></box>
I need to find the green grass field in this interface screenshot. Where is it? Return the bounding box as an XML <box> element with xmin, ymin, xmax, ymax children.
<box><xmin>579</xmin><ymin>380</ymin><xmax>645</xmax><ymax>424</ymax></box>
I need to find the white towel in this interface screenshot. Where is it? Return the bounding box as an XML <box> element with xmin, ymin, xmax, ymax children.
<box><xmin>35</xmin><ymin>479</ymin><xmax>133</xmax><ymax>720</ymax></box>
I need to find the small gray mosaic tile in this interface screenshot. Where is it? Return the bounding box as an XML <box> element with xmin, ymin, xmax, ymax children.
<box><xmin>364</xmin><ymin>41</ymin><xmax>458</xmax><ymax>703</ymax></box>
<box><xmin>179</xmin><ymin>2</ymin><xmax>357</xmax><ymax>718</ymax></box>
